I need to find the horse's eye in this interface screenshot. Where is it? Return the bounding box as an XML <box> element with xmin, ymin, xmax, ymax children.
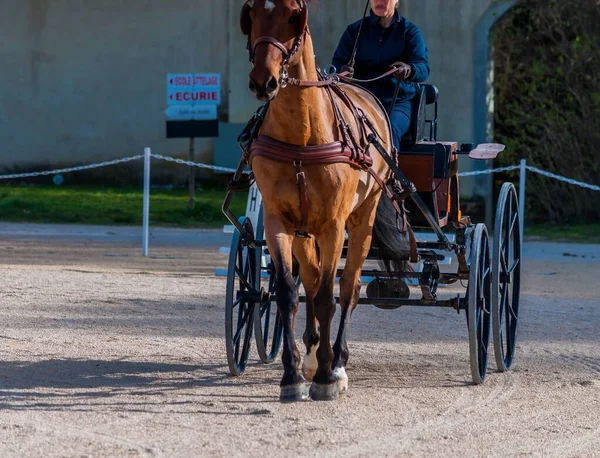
<box><xmin>289</xmin><ymin>13</ymin><xmax>299</xmax><ymax>24</ymax></box>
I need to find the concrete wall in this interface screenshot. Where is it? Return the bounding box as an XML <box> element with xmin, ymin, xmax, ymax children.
<box><xmin>1</xmin><ymin>0</ymin><xmax>512</xmax><ymax>196</ymax></box>
<box><xmin>0</xmin><ymin>0</ymin><xmax>228</xmax><ymax>170</ymax></box>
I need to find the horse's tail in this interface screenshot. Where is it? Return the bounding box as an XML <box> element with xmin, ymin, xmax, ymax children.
<box><xmin>371</xmin><ymin>194</ymin><xmax>413</xmax><ymax>277</ymax></box>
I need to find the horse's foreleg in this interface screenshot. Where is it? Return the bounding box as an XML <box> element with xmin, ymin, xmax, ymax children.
<box><xmin>333</xmin><ymin>192</ymin><xmax>382</xmax><ymax>394</ymax></box>
<box><xmin>265</xmin><ymin>218</ymin><xmax>306</xmax><ymax>402</ymax></box>
<box><xmin>292</xmin><ymin>237</ymin><xmax>321</xmax><ymax>381</ymax></box>
<box><xmin>310</xmin><ymin>222</ymin><xmax>345</xmax><ymax>401</ymax></box>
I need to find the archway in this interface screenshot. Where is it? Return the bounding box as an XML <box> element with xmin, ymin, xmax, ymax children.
<box><xmin>472</xmin><ymin>0</ymin><xmax>516</xmax><ymax>224</ymax></box>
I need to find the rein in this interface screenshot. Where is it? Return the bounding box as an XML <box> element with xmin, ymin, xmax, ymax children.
<box><xmin>284</xmin><ymin>66</ymin><xmax>400</xmax><ymax>88</ymax></box>
<box><xmin>337</xmin><ymin>67</ymin><xmax>399</xmax><ymax>84</ymax></box>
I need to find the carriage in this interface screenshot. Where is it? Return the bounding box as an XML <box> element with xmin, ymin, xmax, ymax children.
<box><xmin>221</xmin><ymin>80</ymin><xmax>522</xmax><ymax>386</ymax></box>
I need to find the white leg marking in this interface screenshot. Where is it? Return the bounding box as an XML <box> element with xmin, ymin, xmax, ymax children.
<box><xmin>334</xmin><ymin>367</ymin><xmax>348</xmax><ymax>394</ymax></box>
<box><xmin>303</xmin><ymin>344</ymin><xmax>319</xmax><ymax>381</ymax></box>
<box><xmin>264</xmin><ymin>0</ymin><xmax>276</xmax><ymax>12</ymax></box>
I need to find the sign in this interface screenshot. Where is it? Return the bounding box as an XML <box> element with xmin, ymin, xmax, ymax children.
<box><xmin>164</xmin><ymin>105</ymin><xmax>217</xmax><ymax>121</ymax></box>
<box><xmin>167</xmin><ymin>73</ymin><xmax>221</xmax><ymax>106</ymax></box>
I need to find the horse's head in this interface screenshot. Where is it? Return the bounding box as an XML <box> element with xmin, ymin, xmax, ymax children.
<box><xmin>240</xmin><ymin>0</ymin><xmax>309</xmax><ymax>101</ymax></box>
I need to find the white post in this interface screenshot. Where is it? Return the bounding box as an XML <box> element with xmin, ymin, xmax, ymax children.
<box><xmin>519</xmin><ymin>159</ymin><xmax>526</xmax><ymax>245</ymax></box>
<box><xmin>142</xmin><ymin>147</ymin><xmax>151</xmax><ymax>257</ymax></box>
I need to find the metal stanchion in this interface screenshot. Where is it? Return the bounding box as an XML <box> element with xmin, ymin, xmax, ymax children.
<box><xmin>142</xmin><ymin>147</ymin><xmax>151</xmax><ymax>257</ymax></box>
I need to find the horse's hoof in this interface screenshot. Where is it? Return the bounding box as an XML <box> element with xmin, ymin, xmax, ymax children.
<box><xmin>333</xmin><ymin>367</ymin><xmax>348</xmax><ymax>395</ymax></box>
<box><xmin>280</xmin><ymin>384</ymin><xmax>309</xmax><ymax>403</ymax></box>
<box><xmin>310</xmin><ymin>382</ymin><xmax>339</xmax><ymax>401</ymax></box>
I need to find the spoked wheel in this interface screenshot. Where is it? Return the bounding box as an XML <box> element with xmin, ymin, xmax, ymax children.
<box><xmin>492</xmin><ymin>183</ymin><xmax>522</xmax><ymax>371</ymax></box>
<box><xmin>467</xmin><ymin>223</ymin><xmax>492</xmax><ymax>384</ymax></box>
<box><xmin>253</xmin><ymin>208</ymin><xmax>284</xmax><ymax>363</ymax></box>
<box><xmin>225</xmin><ymin>217</ymin><xmax>261</xmax><ymax>376</ymax></box>
<box><xmin>254</xmin><ymin>274</ymin><xmax>284</xmax><ymax>363</ymax></box>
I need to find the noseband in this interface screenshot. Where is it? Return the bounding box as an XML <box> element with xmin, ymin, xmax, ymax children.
<box><xmin>249</xmin><ymin>33</ymin><xmax>305</xmax><ymax>87</ymax></box>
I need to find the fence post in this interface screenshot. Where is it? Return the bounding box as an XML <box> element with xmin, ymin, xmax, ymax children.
<box><xmin>142</xmin><ymin>147</ymin><xmax>151</xmax><ymax>257</ymax></box>
<box><xmin>519</xmin><ymin>159</ymin><xmax>526</xmax><ymax>245</ymax></box>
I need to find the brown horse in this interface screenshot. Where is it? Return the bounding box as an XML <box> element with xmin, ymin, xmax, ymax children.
<box><xmin>240</xmin><ymin>0</ymin><xmax>411</xmax><ymax>401</ymax></box>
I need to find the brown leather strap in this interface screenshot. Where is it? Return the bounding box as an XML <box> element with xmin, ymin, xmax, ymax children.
<box><xmin>294</xmin><ymin>161</ymin><xmax>311</xmax><ymax>237</ymax></box>
<box><xmin>285</xmin><ymin>71</ymin><xmax>352</xmax><ymax>88</ymax></box>
<box><xmin>253</xmin><ymin>36</ymin><xmax>290</xmax><ymax>59</ymax></box>
<box><xmin>406</xmin><ymin>222</ymin><xmax>419</xmax><ymax>263</ymax></box>
<box><xmin>339</xmin><ymin>67</ymin><xmax>398</xmax><ymax>84</ymax></box>
<box><xmin>248</xmin><ymin>135</ymin><xmax>373</xmax><ymax>170</ymax></box>
<box><xmin>283</xmin><ymin>67</ymin><xmax>399</xmax><ymax>88</ymax></box>
<box><xmin>330</xmin><ymin>84</ymin><xmax>369</xmax><ymax>150</ymax></box>
<box><xmin>287</xmin><ymin>76</ymin><xmax>339</xmax><ymax>88</ymax></box>
<box><xmin>368</xmin><ymin>170</ymin><xmax>418</xmax><ymax>263</ymax></box>
<box><xmin>322</xmin><ymin>85</ymin><xmax>351</xmax><ymax>149</ymax></box>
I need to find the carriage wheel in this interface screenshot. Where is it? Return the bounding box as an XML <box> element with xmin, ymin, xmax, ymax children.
<box><xmin>254</xmin><ymin>274</ymin><xmax>284</xmax><ymax>363</ymax></box>
<box><xmin>492</xmin><ymin>183</ymin><xmax>522</xmax><ymax>372</ymax></box>
<box><xmin>253</xmin><ymin>208</ymin><xmax>284</xmax><ymax>363</ymax></box>
<box><xmin>225</xmin><ymin>217</ymin><xmax>261</xmax><ymax>376</ymax></box>
<box><xmin>467</xmin><ymin>223</ymin><xmax>492</xmax><ymax>384</ymax></box>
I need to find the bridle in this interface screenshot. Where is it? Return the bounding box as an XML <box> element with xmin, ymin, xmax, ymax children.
<box><xmin>241</xmin><ymin>0</ymin><xmax>308</xmax><ymax>88</ymax></box>
<box><xmin>250</xmin><ymin>33</ymin><xmax>306</xmax><ymax>88</ymax></box>
<box><xmin>240</xmin><ymin>0</ymin><xmax>396</xmax><ymax>90</ymax></box>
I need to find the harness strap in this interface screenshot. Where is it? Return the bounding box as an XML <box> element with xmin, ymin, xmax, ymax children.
<box><xmin>323</xmin><ymin>85</ymin><xmax>352</xmax><ymax>150</ymax></box>
<box><xmin>253</xmin><ymin>37</ymin><xmax>290</xmax><ymax>59</ymax></box>
<box><xmin>238</xmin><ymin>94</ymin><xmax>417</xmax><ymax>260</ymax></box>
<box><xmin>330</xmin><ymin>84</ymin><xmax>370</xmax><ymax>150</ymax></box>
<box><xmin>294</xmin><ymin>161</ymin><xmax>311</xmax><ymax>238</ymax></box>
<box><xmin>366</xmin><ymin>169</ymin><xmax>417</xmax><ymax>263</ymax></box>
<box><xmin>339</xmin><ymin>67</ymin><xmax>398</xmax><ymax>84</ymax></box>
<box><xmin>247</xmin><ymin>135</ymin><xmax>372</xmax><ymax>170</ymax></box>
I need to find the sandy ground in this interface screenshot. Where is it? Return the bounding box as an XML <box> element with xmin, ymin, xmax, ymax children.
<box><xmin>0</xmin><ymin>222</ymin><xmax>599</xmax><ymax>457</ymax></box>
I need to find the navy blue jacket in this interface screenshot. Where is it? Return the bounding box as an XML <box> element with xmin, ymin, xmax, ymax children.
<box><xmin>332</xmin><ymin>10</ymin><xmax>430</xmax><ymax>105</ymax></box>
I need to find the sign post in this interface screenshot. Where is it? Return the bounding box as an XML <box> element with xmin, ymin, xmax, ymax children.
<box><xmin>165</xmin><ymin>73</ymin><xmax>221</xmax><ymax>209</ymax></box>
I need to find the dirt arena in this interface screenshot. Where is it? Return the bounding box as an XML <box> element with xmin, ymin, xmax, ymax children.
<box><xmin>0</xmin><ymin>223</ymin><xmax>599</xmax><ymax>457</ymax></box>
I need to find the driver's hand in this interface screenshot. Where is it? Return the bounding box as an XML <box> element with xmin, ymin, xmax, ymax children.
<box><xmin>340</xmin><ymin>65</ymin><xmax>354</xmax><ymax>78</ymax></box>
<box><xmin>390</xmin><ymin>62</ymin><xmax>414</xmax><ymax>80</ymax></box>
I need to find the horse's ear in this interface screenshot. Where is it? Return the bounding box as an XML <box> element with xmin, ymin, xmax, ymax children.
<box><xmin>240</xmin><ymin>3</ymin><xmax>252</xmax><ymax>36</ymax></box>
<box><xmin>298</xmin><ymin>0</ymin><xmax>308</xmax><ymax>32</ymax></box>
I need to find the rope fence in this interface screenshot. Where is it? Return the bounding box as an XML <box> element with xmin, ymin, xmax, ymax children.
<box><xmin>1</xmin><ymin>153</ymin><xmax>597</xmax><ymax>191</ymax></box>
<box><xmin>0</xmin><ymin>149</ymin><xmax>598</xmax><ymax>255</ymax></box>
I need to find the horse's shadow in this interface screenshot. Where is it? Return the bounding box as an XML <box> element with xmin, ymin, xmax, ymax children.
<box><xmin>0</xmin><ymin>358</ymin><xmax>278</xmax><ymax>412</ymax></box>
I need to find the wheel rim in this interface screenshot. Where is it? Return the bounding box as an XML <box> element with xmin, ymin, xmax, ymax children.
<box><xmin>254</xmin><ymin>274</ymin><xmax>283</xmax><ymax>363</ymax></box>
<box><xmin>468</xmin><ymin>224</ymin><xmax>492</xmax><ymax>384</ymax></box>
<box><xmin>252</xmin><ymin>207</ymin><xmax>284</xmax><ymax>363</ymax></box>
<box><xmin>225</xmin><ymin>218</ymin><xmax>259</xmax><ymax>376</ymax></box>
<box><xmin>493</xmin><ymin>183</ymin><xmax>522</xmax><ymax>371</ymax></box>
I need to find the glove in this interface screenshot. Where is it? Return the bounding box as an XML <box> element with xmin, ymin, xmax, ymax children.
<box><xmin>390</xmin><ymin>61</ymin><xmax>414</xmax><ymax>80</ymax></box>
<box><xmin>340</xmin><ymin>64</ymin><xmax>354</xmax><ymax>78</ymax></box>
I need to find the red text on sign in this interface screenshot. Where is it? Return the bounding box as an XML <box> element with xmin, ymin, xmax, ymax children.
<box><xmin>174</xmin><ymin>91</ymin><xmax>219</xmax><ymax>102</ymax></box>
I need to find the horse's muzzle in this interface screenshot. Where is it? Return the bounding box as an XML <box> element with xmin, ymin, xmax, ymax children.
<box><xmin>248</xmin><ymin>75</ymin><xmax>278</xmax><ymax>101</ymax></box>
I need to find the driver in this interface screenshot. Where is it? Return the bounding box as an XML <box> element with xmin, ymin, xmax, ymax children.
<box><xmin>332</xmin><ymin>0</ymin><xmax>430</xmax><ymax>150</ymax></box>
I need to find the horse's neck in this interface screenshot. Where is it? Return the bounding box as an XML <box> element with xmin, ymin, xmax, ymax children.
<box><xmin>261</xmin><ymin>36</ymin><xmax>334</xmax><ymax>146</ymax></box>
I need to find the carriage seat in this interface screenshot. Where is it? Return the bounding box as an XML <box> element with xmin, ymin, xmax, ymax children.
<box><xmin>401</xmin><ymin>83</ymin><xmax>439</xmax><ymax>146</ymax></box>
<box><xmin>423</xmin><ymin>84</ymin><xmax>439</xmax><ymax>105</ymax></box>
<box><xmin>397</xmin><ymin>84</ymin><xmax>460</xmax><ymax>229</ymax></box>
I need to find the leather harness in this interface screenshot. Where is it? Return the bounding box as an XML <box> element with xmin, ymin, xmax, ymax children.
<box><xmin>236</xmin><ymin>2</ymin><xmax>418</xmax><ymax>262</ymax></box>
